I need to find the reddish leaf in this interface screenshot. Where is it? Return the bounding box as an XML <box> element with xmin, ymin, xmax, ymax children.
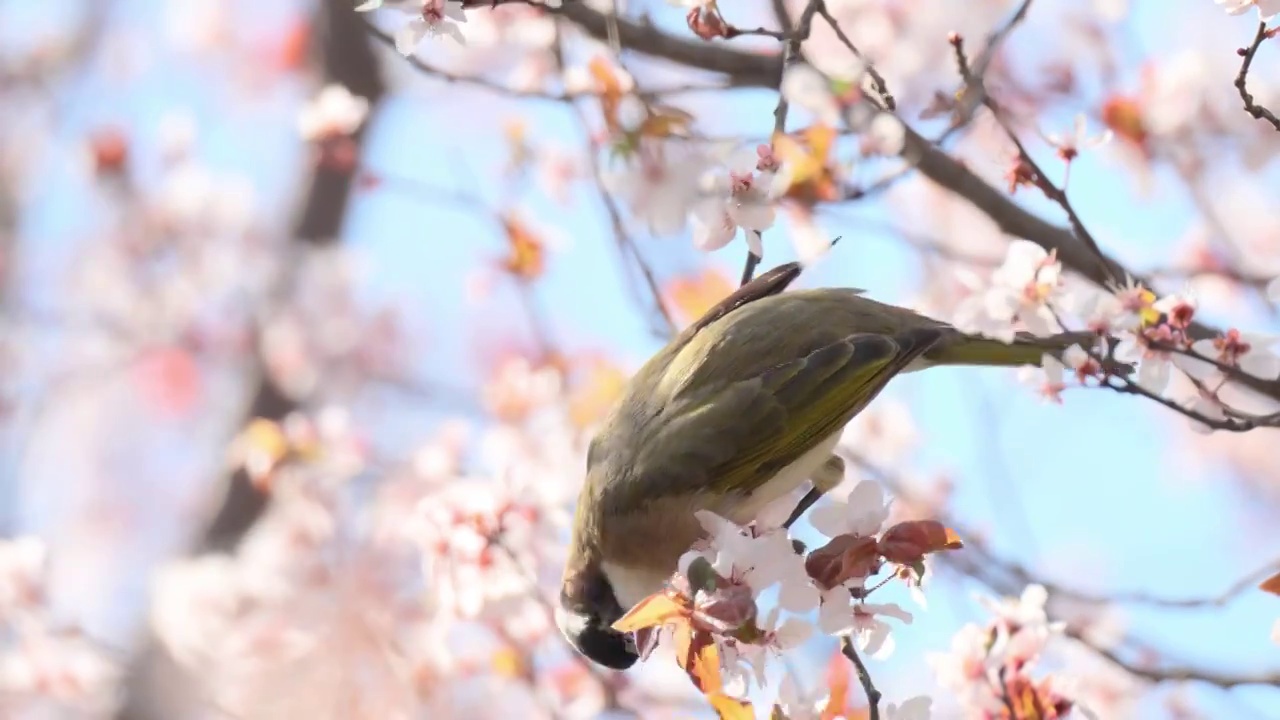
<box><xmin>1260</xmin><ymin>572</ymin><xmax>1280</xmax><ymax>596</ymax></box>
<box><xmin>673</xmin><ymin>624</ymin><xmax>723</xmax><ymax>695</ymax></box>
<box><xmin>671</xmin><ymin>621</ymin><xmax>694</xmax><ymax>673</ymax></box>
<box><xmin>589</xmin><ymin>56</ymin><xmax>626</xmax><ymax>132</ymax></box>
<box><xmin>688</xmin><ymin>632</ymin><xmax>723</xmax><ymax>695</ymax></box>
<box><xmin>639</xmin><ymin>105</ymin><xmax>694</xmax><ymax>138</ymax></box>
<box><xmin>771</xmin><ymin>124</ymin><xmax>840</xmax><ymax>204</ymax></box>
<box><xmin>1100</xmin><ymin>95</ymin><xmax>1148</xmax><ymax>149</ymax></box>
<box><xmin>877</xmin><ymin>520</ymin><xmax>963</xmax><ymax>564</ymax></box>
<box><xmin>693</xmin><ymin>582</ymin><xmax>757</xmax><ymax>632</ymax></box>
<box><xmin>708</xmin><ymin>692</ymin><xmax>754</xmax><ymax>720</ymax></box>
<box><xmin>805</xmin><ymin>535</ymin><xmax>880</xmax><ymax>590</ymax></box>
<box><xmin>612</xmin><ymin>591</ymin><xmax>689</xmax><ymax>633</ymax></box>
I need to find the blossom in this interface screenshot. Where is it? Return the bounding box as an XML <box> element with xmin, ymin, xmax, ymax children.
<box><xmin>1268</xmin><ymin>277</ymin><xmax>1280</xmax><ymax>304</ymax></box>
<box><xmin>977</xmin><ymin>584</ymin><xmax>1057</xmax><ymax>630</ymax></box>
<box><xmin>357</xmin><ymin>0</ymin><xmax>467</xmax><ymax>52</ymax></box>
<box><xmin>1214</xmin><ymin>0</ymin><xmax>1280</xmax><ymax>21</ymax></box>
<box><xmin>1153</xmin><ymin>291</ymin><xmax>1197</xmax><ymax>331</ymax></box>
<box><xmin>954</xmin><ymin>241</ymin><xmax>1063</xmax><ymax>342</ymax></box>
<box><xmin>1189</xmin><ymin>330</ymin><xmax>1280</xmax><ymax>381</ymax></box>
<box><xmin>687</xmin><ymin>509</ymin><xmax>820</xmax><ymax>613</ymax></box>
<box><xmin>779</xmin><ymin>64</ymin><xmax>844</xmax><ymax>126</ymax></box>
<box><xmin>928</xmin><ymin>624</ymin><xmax>1004</xmax><ymax>712</ymax></box>
<box><xmin>1040</xmin><ymin>113</ymin><xmax>1113</xmax><ymax>163</ymax></box>
<box><xmin>976</xmin><ymin>584</ymin><xmax>1066</xmax><ymax>669</ymax></box>
<box><xmin>810</xmin><ymin>483</ymin><xmax>889</xmax><ymax>548</ymax></box>
<box><xmin>842</xmin><ymin>602</ymin><xmax>913</xmax><ymax>658</ymax></box>
<box><xmin>1114</xmin><ymin>325</ymin><xmax>1177</xmax><ymax>394</ymax></box>
<box><xmin>725</xmin><ymin>606</ymin><xmax>814</xmax><ymax>688</ymax></box>
<box><xmin>1076</xmin><ymin>276</ymin><xmax>1159</xmax><ymax>334</ymax></box>
<box><xmin>602</xmin><ymin>142</ymin><xmax>706</xmax><ymax>236</ymax></box>
<box><xmin>862</xmin><ymin>113</ymin><xmax>907</xmax><ymax>156</ymax></box>
<box><xmin>297</xmin><ymin>84</ymin><xmax>369</xmax><ymax>142</ymax></box>
<box><xmin>774</xmin><ymin>673</ymin><xmax>829</xmax><ymax>720</ymax></box>
<box><xmin>0</xmin><ymin>537</ymin><xmax>46</xmax><ymax>616</ymax></box>
<box><xmin>1019</xmin><ymin>354</ymin><xmax>1067</xmax><ymax>403</ymax></box>
<box><xmin>689</xmin><ymin>145</ymin><xmax>779</xmax><ymax>254</ymax></box>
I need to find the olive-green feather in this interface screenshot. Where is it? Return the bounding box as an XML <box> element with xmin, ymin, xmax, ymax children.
<box><xmin>704</xmin><ymin>328</ymin><xmax>943</xmax><ymax>496</ymax></box>
<box><xmin>583</xmin><ymin>261</ymin><xmax>1124</xmax><ymax>524</ymax></box>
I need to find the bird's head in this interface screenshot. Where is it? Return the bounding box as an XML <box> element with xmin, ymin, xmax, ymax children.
<box><xmin>556</xmin><ymin>561</ymin><xmax>639</xmax><ymax>670</ymax></box>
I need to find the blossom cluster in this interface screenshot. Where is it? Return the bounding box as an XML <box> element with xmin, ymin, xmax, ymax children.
<box><xmin>609</xmin><ymin>479</ymin><xmax>960</xmax><ymax>717</ymax></box>
<box><xmin>928</xmin><ymin>585</ymin><xmax>1093</xmax><ymax>719</ymax></box>
<box><xmin>948</xmin><ymin>238</ymin><xmax>1280</xmax><ymax>430</ymax></box>
<box><xmin>0</xmin><ymin>538</ymin><xmax>120</xmax><ymax>717</ymax></box>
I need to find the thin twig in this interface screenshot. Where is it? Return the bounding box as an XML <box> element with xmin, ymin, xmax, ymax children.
<box><xmin>813</xmin><ymin>4</ymin><xmax>895</xmax><ymax>110</ymax></box>
<box><xmin>950</xmin><ymin>32</ymin><xmax>1118</xmax><ymax>287</ymax></box>
<box><xmin>553</xmin><ymin>20</ymin><xmax>677</xmax><ymax>337</ymax></box>
<box><xmin>364</xmin><ymin>21</ymin><xmax>729</xmax><ymax>102</ymax></box>
<box><xmin>840</xmin><ymin>637</ymin><xmax>881</xmax><ymax>720</ymax></box>
<box><xmin>848</xmin><ymin>453</ymin><xmax>1280</xmax><ymax>690</ymax></box>
<box><xmin>1234</xmin><ymin>21</ymin><xmax>1280</xmax><ymax>131</ymax></box>
<box><xmin>743</xmin><ymin>0</ymin><xmax>824</xmax><ymax>287</ymax></box>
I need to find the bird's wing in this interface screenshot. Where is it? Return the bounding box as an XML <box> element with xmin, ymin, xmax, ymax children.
<box><xmin>627</xmin><ymin>327</ymin><xmax>944</xmax><ymax>504</ymax></box>
<box><xmin>586</xmin><ymin>262</ymin><xmax>805</xmax><ymax>473</ymax></box>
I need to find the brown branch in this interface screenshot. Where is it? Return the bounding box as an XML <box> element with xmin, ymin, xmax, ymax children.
<box><xmin>543</xmin><ymin>0</ymin><xmax>1280</xmax><ymax>409</ymax></box>
<box><xmin>812</xmin><ymin>4</ymin><xmax>895</xmax><ymax>110</ymax></box>
<box><xmin>840</xmin><ymin>637</ymin><xmax>882</xmax><ymax>720</ymax></box>
<box><xmin>114</xmin><ymin>2</ymin><xmax>386</xmax><ymax>717</ymax></box>
<box><xmin>363</xmin><ymin>21</ymin><xmax>729</xmax><ymax>101</ymax></box>
<box><xmin>555</xmin><ymin>3</ymin><xmax>781</xmax><ymax>88</ymax></box>
<box><xmin>949</xmin><ymin>32</ymin><xmax>1116</xmax><ymax>287</ymax></box>
<box><xmin>1234</xmin><ymin>22</ymin><xmax>1280</xmax><ymax>131</ymax></box>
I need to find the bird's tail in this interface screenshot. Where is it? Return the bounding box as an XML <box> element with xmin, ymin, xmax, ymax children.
<box><xmin>927</xmin><ymin>330</ymin><xmax>1131</xmax><ymax>374</ymax></box>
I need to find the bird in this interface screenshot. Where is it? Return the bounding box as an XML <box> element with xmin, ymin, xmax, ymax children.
<box><xmin>555</xmin><ymin>261</ymin><xmax>1114</xmax><ymax>670</ymax></box>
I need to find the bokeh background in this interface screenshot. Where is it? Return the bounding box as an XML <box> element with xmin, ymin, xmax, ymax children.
<box><xmin>1</xmin><ymin>0</ymin><xmax>1279</xmax><ymax>718</ymax></box>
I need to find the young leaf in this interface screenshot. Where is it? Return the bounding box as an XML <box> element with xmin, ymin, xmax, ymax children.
<box><xmin>877</xmin><ymin>520</ymin><xmax>963</xmax><ymax>564</ymax></box>
<box><xmin>805</xmin><ymin>534</ymin><xmax>880</xmax><ymax>590</ymax></box>
<box><xmin>683</xmin><ymin>630</ymin><xmax>723</xmax><ymax>695</ymax></box>
<box><xmin>612</xmin><ymin>591</ymin><xmax>689</xmax><ymax>633</ymax></box>
<box><xmin>1260</xmin><ymin>572</ymin><xmax>1280</xmax><ymax>596</ymax></box>
<box><xmin>709</xmin><ymin>692</ymin><xmax>754</xmax><ymax>720</ymax></box>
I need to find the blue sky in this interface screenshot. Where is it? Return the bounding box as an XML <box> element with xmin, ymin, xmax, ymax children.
<box><xmin>7</xmin><ymin>0</ymin><xmax>1280</xmax><ymax>717</ymax></box>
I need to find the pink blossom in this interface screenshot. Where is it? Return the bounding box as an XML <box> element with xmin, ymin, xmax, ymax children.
<box><xmin>1215</xmin><ymin>0</ymin><xmax>1280</xmax><ymax>21</ymax></box>
<box><xmin>954</xmin><ymin>241</ymin><xmax>1064</xmax><ymax>342</ymax></box>
<box><xmin>1019</xmin><ymin>353</ymin><xmax>1068</xmax><ymax>403</ymax></box>
<box><xmin>356</xmin><ymin>0</ymin><xmax>468</xmax><ymax>52</ymax></box>
<box><xmin>602</xmin><ymin>141</ymin><xmax>706</xmax><ymax>236</ymax></box>
<box><xmin>845</xmin><ymin>602</ymin><xmax>913</xmax><ymax>659</ymax></box>
<box><xmin>690</xmin><ymin>146</ymin><xmax>778</xmax><ymax>254</ymax></box>
<box><xmin>297</xmin><ymin>85</ymin><xmax>369</xmax><ymax>142</ymax></box>
<box><xmin>809</xmin><ymin>480</ymin><xmax>890</xmax><ymax>539</ymax></box>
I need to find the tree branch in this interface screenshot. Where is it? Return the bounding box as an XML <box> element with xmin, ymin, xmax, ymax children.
<box><xmin>840</xmin><ymin>636</ymin><xmax>882</xmax><ymax>720</ymax></box>
<box><xmin>114</xmin><ymin>2</ymin><xmax>387</xmax><ymax>717</ymax></box>
<box><xmin>1234</xmin><ymin>21</ymin><xmax>1280</xmax><ymax>131</ymax></box>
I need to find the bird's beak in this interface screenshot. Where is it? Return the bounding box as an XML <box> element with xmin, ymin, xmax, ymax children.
<box><xmin>554</xmin><ymin>603</ymin><xmax>639</xmax><ymax>670</ymax></box>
